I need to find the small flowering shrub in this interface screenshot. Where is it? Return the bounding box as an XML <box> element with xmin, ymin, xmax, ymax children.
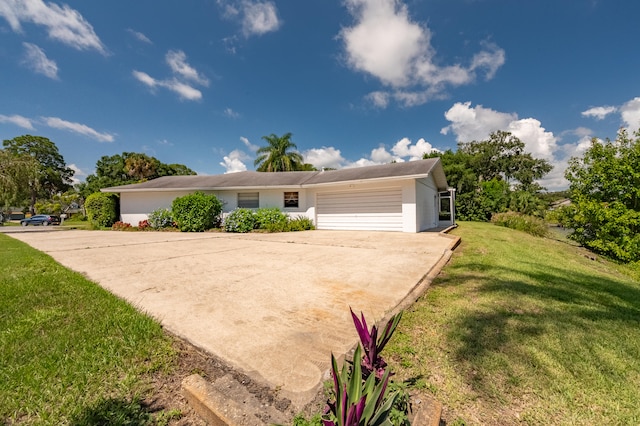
<box><xmin>223</xmin><ymin>208</ymin><xmax>256</xmax><ymax>233</ymax></box>
<box><xmin>112</xmin><ymin>221</ymin><xmax>132</xmax><ymax>231</ymax></box>
<box><xmin>148</xmin><ymin>208</ymin><xmax>175</xmax><ymax>229</ymax></box>
<box><xmin>255</xmin><ymin>207</ymin><xmax>288</xmax><ymax>231</ymax></box>
<box><xmin>138</xmin><ymin>219</ymin><xmax>151</xmax><ymax>230</ymax></box>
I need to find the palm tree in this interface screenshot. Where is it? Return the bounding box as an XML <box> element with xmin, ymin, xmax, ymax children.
<box><xmin>254</xmin><ymin>133</ymin><xmax>304</xmax><ymax>172</ymax></box>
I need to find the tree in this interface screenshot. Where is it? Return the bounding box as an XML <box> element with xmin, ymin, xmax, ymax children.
<box><xmin>3</xmin><ymin>135</ymin><xmax>74</xmax><ymax>214</ymax></box>
<box><xmin>254</xmin><ymin>133</ymin><xmax>304</xmax><ymax>172</ymax></box>
<box><xmin>0</xmin><ymin>149</ymin><xmax>39</xmax><ymax>210</ymax></box>
<box><xmin>77</xmin><ymin>152</ymin><xmax>196</xmax><ymax>198</ymax></box>
<box><xmin>425</xmin><ymin>131</ymin><xmax>552</xmax><ymax>221</ymax></box>
<box><xmin>562</xmin><ymin>129</ymin><xmax>640</xmax><ymax>262</ymax></box>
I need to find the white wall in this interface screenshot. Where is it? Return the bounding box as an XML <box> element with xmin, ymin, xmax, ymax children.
<box><xmin>119</xmin><ymin>189</ymin><xmax>314</xmax><ymax>225</ymax></box>
<box><xmin>120</xmin><ymin>191</ymin><xmax>191</xmax><ymax>225</ymax></box>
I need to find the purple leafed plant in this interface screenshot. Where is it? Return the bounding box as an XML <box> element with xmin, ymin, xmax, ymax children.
<box><xmin>350</xmin><ymin>307</ymin><xmax>403</xmax><ymax>380</ymax></box>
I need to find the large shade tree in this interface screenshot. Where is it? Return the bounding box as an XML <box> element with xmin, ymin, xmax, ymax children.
<box><xmin>2</xmin><ymin>135</ymin><xmax>74</xmax><ymax>214</ymax></box>
<box><xmin>561</xmin><ymin>128</ymin><xmax>640</xmax><ymax>262</ymax></box>
<box><xmin>254</xmin><ymin>133</ymin><xmax>304</xmax><ymax>172</ymax></box>
<box><xmin>425</xmin><ymin>131</ymin><xmax>552</xmax><ymax>220</ymax></box>
<box><xmin>0</xmin><ymin>149</ymin><xmax>39</xmax><ymax>212</ymax></box>
<box><xmin>77</xmin><ymin>152</ymin><xmax>196</xmax><ymax>198</ymax></box>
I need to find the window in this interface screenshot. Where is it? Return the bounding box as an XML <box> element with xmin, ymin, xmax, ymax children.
<box><xmin>284</xmin><ymin>192</ymin><xmax>299</xmax><ymax>208</ymax></box>
<box><xmin>238</xmin><ymin>192</ymin><xmax>259</xmax><ymax>208</ymax></box>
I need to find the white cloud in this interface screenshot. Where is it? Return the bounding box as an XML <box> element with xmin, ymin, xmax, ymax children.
<box><xmin>370</xmin><ymin>146</ymin><xmax>395</xmax><ymax>163</ymax></box>
<box><xmin>42</xmin><ymin>116</ymin><xmax>114</xmax><ymax>142</ymax></box>
<box><xmin>301</xmin><ymin>137</ymin><xmax>437</xmax><ymax>171</ymax></box>
<box><xmin>165</xmin><ymin>50</ymin><xmax>209</xmax><ymax>86</ymax></box>
<box><xmin>220</xmin><ymin>149</ymin><xmax>249</xmax><ymax>173</ymax></box>
<box><xmin>242</xmin><ymin>1</ymin><xmax>280</xmax><ymax>36</ymax></box>
<box><xmin>240</xmin><ymin>136</ymin><xmax>259</xmax><ymax>152</ymax></box>
<box><xmin>127</xmin><ymin>28</ymin><xmax>152</xmax><ymax>44</ymax></box>
<box><xmin>303</xmin><ymin>147</ymin><xmax>346</xmax><ymax>169</ymax></box>
<box><xmin>340</xmin><ymin>0</ymin><xmax>505</xmax><ymax>107</ymax></box>
<box><xmin>581</xmin><ymin>105</ymin><xmax>617</xmax><ymax>120</ymax></box>
<box><xmin>0</xmin><ymin>114</ymin><xmax>35</xmax><ymax>129</ymax></box>
<box><xmin>224</xmin><ymin>108</ymin><xmax>240</xmax><ymax>118</ymax></box>
<box><xmin>132</xmin><ymin>70</ymin><xmax>157</xmax><ymax>87</ymax></box>
<box><xmin>366</xmin><ymin>91</ymin><xmax>390</xmax><ymax>109</ymax></box>
<box><xmin>217</xmin><ymin>1</ymin><xmax>281</xmax><ymax>38</ymax></box>
<box><xmin>67</xmin><ymin>163</ymin><xmax>87</xmax><ymax>184</ymax></box>
<box><xmin>133</xmin><ymin>50</ymin><xmax>207</xmax><ymax>101</ymax></box>
<box><xmin>441</xmin><ymin>101</ymin><xmax>516</xmax><ymax>142</ymax></box>
<box><xmin>391</xmin><ymin>137</ymin><xmax>438</xmax><ymax>160</ymax></box>
<box><xmin>163</xmin><ymin>79</ymin><xmax>203</xmax><ymax>101</ymax></box>
<box><xmin>620</xmin><ymin>97</ymin><xmax>640</xmax><ymax>133</ymax></box>
<box><xmin>21</xmin><ymin>42</ymin><xmax>58</xmax><ymax>79</ymax></box>
<box><xmin>507</xmin><ymin>118</ymin><xmax>557</xmax><ymax>161</ymax></box>
<box><xmin>0</xmin><ymin>0</ymin><xmax>107</xmax><ymax>54</ymax></box>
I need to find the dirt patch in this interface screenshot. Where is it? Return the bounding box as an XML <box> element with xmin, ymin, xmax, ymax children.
<box><xmin>142</xmin><ymin>333</ymin><xmax>327</xmax><ymax>425</ymax></box>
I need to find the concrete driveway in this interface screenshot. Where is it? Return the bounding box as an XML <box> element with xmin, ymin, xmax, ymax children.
<box><xmin>8</xmin><ymin>229</ymin><xmax>457</xmax><ymax>407</ymax></box>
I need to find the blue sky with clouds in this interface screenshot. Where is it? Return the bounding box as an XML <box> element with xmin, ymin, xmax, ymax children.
<box><xmin>1</xmin><ymin>0</ymin><xmax>638</xmax><ymax>190</ymax></box>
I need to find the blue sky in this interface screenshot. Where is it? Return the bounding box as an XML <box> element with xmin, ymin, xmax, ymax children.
<box><xmin>1</xmin><ymin>0</ymin><xmax>639</xmax><ymax>191</ymax></box>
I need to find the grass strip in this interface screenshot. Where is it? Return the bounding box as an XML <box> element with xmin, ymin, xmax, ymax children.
<box><xmin>387</xmin><ymin>221</ymin><xmax>640</xmax><ymax>425</ymax></box>
<box><xmin>0</xmin><ymin>234</ymin><xmax>176</xmax><ymax>425</ymax></box>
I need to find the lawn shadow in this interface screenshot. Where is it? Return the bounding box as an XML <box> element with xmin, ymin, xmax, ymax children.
<box><xmin>438</xmin><ymin>260</ymin><xmax>640</xmax><ymax>397</ymax></box>
<box><xmin>70</xmin><ymin>397</ymin><xmax>153</xmax><ymax>426</ymax></box>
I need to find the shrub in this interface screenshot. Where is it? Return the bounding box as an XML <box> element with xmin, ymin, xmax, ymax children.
<box><xmin>287</xmin><ymin>216</ymin><xmax>315</xmax><ymax>232</ymax></box>
<box><xmin>223</xmin><ymin>208</ymin><xmax>256</xmax><ymax>233</ymax></box>
<box><xmin>85</xmin><ymin>192</ymin><xmax>118</xmax><ymax>228</ymax></box>
<box><xmin>172</xmin><ymin>192</ymin><xmax>222</xmax><ymax>232</ymax></box>
<box><xmin>254</xmin><ymin>207</ymin><xmax>288</xmax><ymax>231</ymax></box>
<box><xmin>138</xmin><ymin>219</ymin><xmax>151</xmax><ymax>230</ymax></box>
<box><xmin>112</xmin><ymin>221</ymin><xmax>132</xmax><ymax>231</ymax></box>
<box><xmin>148</xmin><ymin>208</ymin><xmax>174</xmax><ymax>229</ymax></box>
<box><xmin>491</xmin><ymin>211</ymin><xmax>549</xmax><ymax>237</ymax></box>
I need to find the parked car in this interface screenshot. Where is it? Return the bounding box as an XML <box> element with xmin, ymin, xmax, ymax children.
<box><xmin>20</xmin><ymin>215</ymin><xmax>61</xmax><ymax>226</ymax></box>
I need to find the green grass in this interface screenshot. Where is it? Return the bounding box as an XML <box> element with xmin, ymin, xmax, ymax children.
<box><xmin>387</xmin><ymin>221</ymin><xmax>640</xmax><ymax>425</ymax></box>
<box><xmin>0</xmin><ymin>234</ymin><xmax>176</xmax><ymax>425</ymax></box>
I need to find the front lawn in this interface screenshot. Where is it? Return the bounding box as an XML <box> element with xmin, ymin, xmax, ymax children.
<box><xmin>387</xmin><ymin>222</ymin><xmax>640</xmax><ymax>425</ymax></box>
<box><xmin>0</xmin><ymin>234</ymin><xmax>177</xmax><ymax>424</ymax></box>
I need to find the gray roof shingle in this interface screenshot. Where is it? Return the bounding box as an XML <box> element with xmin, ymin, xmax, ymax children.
<box><xmin>101</xmin><ymin>158</ymin><xmax>448</xmax><ymax>192</ymax></box>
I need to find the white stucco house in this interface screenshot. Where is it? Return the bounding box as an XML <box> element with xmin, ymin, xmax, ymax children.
<box><xmin>101</xmin><ymin>158</ymin><xmax>455</xmax><ymax>232</ymax></box>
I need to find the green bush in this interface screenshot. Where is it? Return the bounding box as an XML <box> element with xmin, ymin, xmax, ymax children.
<box><xmin>85</xmin><ymin>192</ymin><xmax>118</xmax><ymax>228</ymax></box>
<box><xmin>171</xmin><ymin>192</ymin><xmax>222</xmax><ymax>232</ymax></box>
<box><xmin>287</xmin><ymin>216</ymin><xmax>315</xmax><ymax>231</ymax></box>
<box><xmin>223</xmin><ymin>208</ymin><xmax>256</xmax><ymax>233</ymax></box>
<box><xmin>255</xmin><ymin>207</ymin><xmax>288</xmax><ymax>231</ymax></box>
<box><xmin>148</xmin><ymin>208</ymin><xmax>174</xmax><ymax>229</ymax></box>
<box><xmin>491</xmin><ymin>211</ymin><xmax>549</xmax><ymax>237</ymax></box>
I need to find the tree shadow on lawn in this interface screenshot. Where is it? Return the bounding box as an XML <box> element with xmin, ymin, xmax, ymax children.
<box><xmin>439</xmin><ymin>262</ymin><xmax>640</xmax><ymax>398</ymax></box>
<box><xmin>70</xmin><ymin>397</ymin><xmax>159</xmax><ymax>426</ymax></box>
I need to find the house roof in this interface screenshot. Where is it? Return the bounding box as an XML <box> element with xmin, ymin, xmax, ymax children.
<box><xmin>101</xmin><ymin>158</ymin><xmax>448</xmax><ymax>193</ymax></box>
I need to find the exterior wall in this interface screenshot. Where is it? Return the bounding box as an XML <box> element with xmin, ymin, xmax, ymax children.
<box><xmin>416</xmin><ymin>176</ymin><xmax>439</xmax><ymax>231</ymax></box>
<box><xmin>120</xmin><ymin>191</ymin><xmax>191</xmax><ymax>225</ymax></box>
<box><xmin>119</xmin><ymin>189</ymin><xmax>314</xmax><ymax>225</ymax></box>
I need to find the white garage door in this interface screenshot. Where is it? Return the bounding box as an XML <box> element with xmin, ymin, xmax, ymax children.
<box><xmin>316</xmin><ymin>188</ymin><xmax>403</xmax><ymax>231</ymax></box>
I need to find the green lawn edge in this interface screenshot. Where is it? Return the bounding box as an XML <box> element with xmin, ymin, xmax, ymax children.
<box><xmin>386</xmin><ymin>222</ymin><xmax>640</xmax><ymax>425</ymax></box>
<box><xmin>0</xmin><ymin>233</ymin><xmax>177</xmax><ymax>425</ymax></box>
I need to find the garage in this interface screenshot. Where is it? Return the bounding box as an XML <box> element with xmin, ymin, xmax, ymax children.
<box><xmin>316</xmin><ymin>187</ymin><xmax>403</xmax><ymax>231</ymax></box>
